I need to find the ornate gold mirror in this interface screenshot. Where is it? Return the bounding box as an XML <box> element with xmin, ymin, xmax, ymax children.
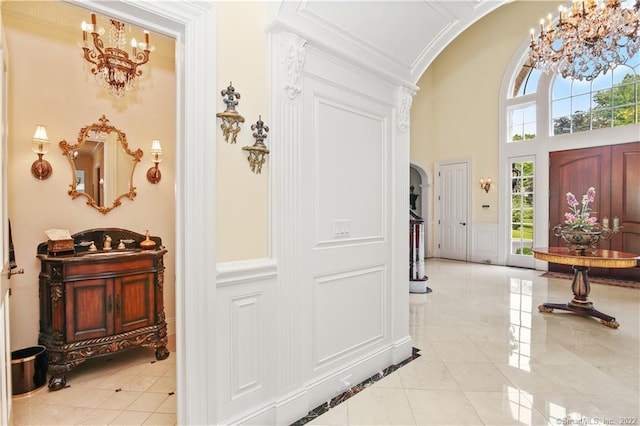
<box><xmin>59</xmin><ymin>115</ymin><xmax>143</xmax><ymax>214</ymax></box>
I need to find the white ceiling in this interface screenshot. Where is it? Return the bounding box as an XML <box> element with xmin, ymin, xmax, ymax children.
<box><xmin>3</xmin><ymin>0</ymin><xmax>509</xmax><ymax>87</ymax></box>
<box><xmin>273</xmin><ymin>0</ymin><xmax>510</xmax><ymax>85</ymax></box>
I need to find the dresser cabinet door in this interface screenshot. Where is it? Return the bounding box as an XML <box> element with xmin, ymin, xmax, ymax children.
<box><xmin>114</xmin><ymin>272</ymin><xmax>155</xmax><ymax>333</ymax></box>
<box><xmin>65</xmin><ymin>279</ymin><xmax>114</xmax><ymax>342</ymax></box>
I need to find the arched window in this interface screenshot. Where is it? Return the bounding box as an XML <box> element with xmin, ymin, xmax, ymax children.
<box><xmin>500</xmin><ymin>48</ymin><xmax>640</xmax><ymax>268</ymax></box>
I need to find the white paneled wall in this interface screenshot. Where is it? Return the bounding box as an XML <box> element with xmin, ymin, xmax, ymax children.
<box><xmin>471</xmin><ymin>223</ymin><xmax>500</xmax><ymax>265</ymax></box>
<box><xmin>213</xmin><ymin>24</ymin><xmax>416</xmax><ymax>424</ymax></box>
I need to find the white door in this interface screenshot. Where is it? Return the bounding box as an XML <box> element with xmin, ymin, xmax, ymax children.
<box><xmin>436</xmin><ymin>161</ymin><xmax>469</xmax><ymax>261</ymax></box>
<box><xmin>0</xmin><ymin>32</ymin><xmax>13</xmax><ymax>424</ymax></box>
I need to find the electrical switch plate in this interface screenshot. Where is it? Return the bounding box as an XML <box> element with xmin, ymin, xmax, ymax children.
<box><xmin>333</xmin><ymin>219</ymin><xmax>350</xmax><ymax>237</ymax></box>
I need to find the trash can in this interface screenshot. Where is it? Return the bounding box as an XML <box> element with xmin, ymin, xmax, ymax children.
<box><xmin>11</xmin><ymin>345</ymin><xmax>47</xmax><ymax>395</ymax></box>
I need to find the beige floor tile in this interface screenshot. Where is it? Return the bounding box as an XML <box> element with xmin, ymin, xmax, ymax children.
<box><xmin>47</xmin><ymin>406</ymin><xmax>94</xmax><ymax>425</ymax></box>
<box><xmin>127</xmin><ymin>392</ymin><xmax>169</xmax><ymax>412</ymax></box>
<box><xmin>446</xmin><ymin>362</ymin><xmax>515</xmax><ymax>392</ymax></box>
<box><xmin>347</xmin><ymin>387</ymin><xmax>415</xmax><ymax>425</ymax></box>
<box><xmin>155</xmin><ymin>393</ymin><xmax>177</xmax><ymax>414</ymax></box>
<box><xmin>142</xmin><ymin>412</ymin><xmax>176</xmax><ymax>425</ymax></box>
<box><xmin>108</xmin><ymin>410</ymin><xmax>152</xmax><ymax>425</ymax></box>
<box><xmin>405</xmin><ymin>389</ymin><xmax>483</xmax><ymax>425</ymax></box>
<box><xmin>523</xmin><ymin>392</ymin><xmax>611</xmax><ymax>425</ymax></box>
<box><xmin>77</xmin><ymin>408</ymin><xmax>124</xmax><ymax>426</ymax></box>
<box><xmin>396</xmin><ymin>358</ymin><xmax>460</xmax><ymax>390</ymax></box>
<box><xmin>68</xmin><ymin>389</ymin><xmax>115</xmax><ymax>409</ymax></box>
<box><xmin>145</xmin><ymin>377</ymin><xmax>175</xmax><ymax>394</ymax></box>
<box><xmin>464</xmin><ymin>390</ymin><xmax>549</xmax><ymax>425</ymax></box>
<box><xmin>431</xmin><ymin>340</ymin><xmax>492</xmax><ymax>364</ymax></box>
<box><xmin>121</xmin><ymin>375</ymin><xmax>160</xmax><ymax>392</ymax></box>
<box><xmin>101</xmin><ymin>390</ymin><xmax>143</xmax><ymax>410</ymax></box>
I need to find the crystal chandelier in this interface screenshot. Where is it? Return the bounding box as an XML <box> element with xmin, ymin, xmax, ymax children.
<box><xmin>529</xmin><ymin>0</ymin><xmax>640</xmax><ymax>81</ymax></box>
<box><xmin>81</xmin><ymin>13</ymin><xmax>152</xmax><ymax>98</ymax></box>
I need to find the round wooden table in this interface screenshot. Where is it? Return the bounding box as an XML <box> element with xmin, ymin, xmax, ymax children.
<box><xmin>533</xmin><ymin>247</ymin><xmax>639</xmax><ymax>328</ymax></box>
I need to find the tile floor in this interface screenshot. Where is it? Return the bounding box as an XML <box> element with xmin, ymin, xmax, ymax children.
<box><xmin>11</xmin><ymin>337</ymin><xmax>176</xmax><ymax>425</ymax></box>
<box><xmin>309</xmin><ymin>258</ymin><xmax>640</xmax><ymax>425</ymax></box>
<box><xmin>12</xmin><ymin>259</ymin><xmax>640</xmax><ymax>425</ymax></box>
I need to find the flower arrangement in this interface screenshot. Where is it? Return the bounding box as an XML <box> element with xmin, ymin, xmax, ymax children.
<box><xmin>563</xmin><ymin>187</ymin><xmax>598</xmax><ymax>232</ymax></box>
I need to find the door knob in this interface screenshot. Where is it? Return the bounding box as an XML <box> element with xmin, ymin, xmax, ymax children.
<box><xmin>459</xmin><ymin>222</ymin><xmax>466</xmax><ymax>226</ymax></box>
<box><xmin>7</xmin><ymin>268</ymin><xmax>24</xmax><ymax>279</ymax></box>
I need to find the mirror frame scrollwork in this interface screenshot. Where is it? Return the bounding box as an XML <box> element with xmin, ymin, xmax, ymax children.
<box><xmin>59</xmin><ymin>115</ymin><xmax>143</xmax><ymax>214</ymax></box>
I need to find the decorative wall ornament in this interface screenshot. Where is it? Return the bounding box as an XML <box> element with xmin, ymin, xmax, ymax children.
<box><xmin>242</xmin><ymin>116</ymin><xmax>270</xmax><ymax>174</ymax></box>
<box><xmin>216</xmin><ymin>82</ymin><xmax>245</xmax><ymax>143</ymax></box>
<box><xmin>284</xmin><ymin>33</ymin><xmax>306</xmax><ymax>99</ymax></box>
<box><xmin>397</xmin><ymin>88</ymin><xmax>414</xmax><ymax>131</ymax></box>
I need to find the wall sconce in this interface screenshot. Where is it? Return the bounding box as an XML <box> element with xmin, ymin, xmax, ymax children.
<box><xmin>242</xmin><ymin>116</ymin><xmax>270</xmax><ymax>174</ymax></box>
<box><xmin>216</xmin><ymin>82</ymin><xmax>245</xmax><ymax>144</ymax></box>
<box><xmin>146</xmin><ymin>139</ymin><xmax>163</xmax><ymax>184</ymax></box>
<box><xmin>479</xmin><ymin>177</ymin><xmax>492</xmax><ymax>192</ymax></box>
<box><xmin>31</xmin><ymin>125</ymin><xmax>52</xmax><ymax>180</ymax></box>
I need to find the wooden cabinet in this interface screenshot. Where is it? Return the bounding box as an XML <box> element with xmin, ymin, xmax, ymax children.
<box><xmin>37</xmin><ymin>228</ymin><xmax>169</xmax><ymax>390</ymax></box>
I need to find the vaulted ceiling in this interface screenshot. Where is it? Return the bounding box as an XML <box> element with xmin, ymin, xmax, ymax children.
<box><xmin>273</xmin><ymin>1</ymin><xmax>510</xmax><ymax>85</ymax></box>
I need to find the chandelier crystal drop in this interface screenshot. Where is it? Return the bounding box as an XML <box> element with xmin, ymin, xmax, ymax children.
<box><xmin>529</xmin><ymin>0</ymin><xmax>640</xmax><ymax>81</ymax></box>
<box><xmin>81</xmin><ymin>13</ymin><xmax>153</xmax><ymax>98</ymax></box>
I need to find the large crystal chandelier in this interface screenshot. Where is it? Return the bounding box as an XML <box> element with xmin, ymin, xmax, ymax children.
<box><xmin>81</xmin><ymin>13</ymin><xmax>152</xmax><ymax>98</ymax></box>
<box><xmin>529</xmin><ymin>0</ymin><xmax>640</xmax><ymax>81</ymax></box>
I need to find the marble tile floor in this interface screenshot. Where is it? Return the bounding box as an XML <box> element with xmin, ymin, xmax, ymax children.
<box><xmin>309</xmin><ymin>258</ymin><xmax>640</xmax><ymax>426</ymax></box>
<box><xmin>11</xmin><ymin>336</ymin><xmax>176</xmax><ymax>425</ymax></box>
<box><xmin>11</xmin><ymin>259</ymin><xmax>640</xmax><ymax>425</ymax></box>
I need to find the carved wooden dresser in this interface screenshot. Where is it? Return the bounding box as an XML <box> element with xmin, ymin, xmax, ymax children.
<box><xmin>37</xmin><ymin>228</ymin><xmax>169</xmax><ymax>390</ymax></box>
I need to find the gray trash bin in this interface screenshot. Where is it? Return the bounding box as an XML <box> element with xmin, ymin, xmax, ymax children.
<box><xmin>11</xmin><ymin>345</ymin><xmax>47</xmax><ymax>395</ymax></box>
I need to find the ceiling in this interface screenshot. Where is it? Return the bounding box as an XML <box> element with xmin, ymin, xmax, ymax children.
<box><xmin>2</xmin><ymin>0</ymin><xmax>510</xmax><ymax>87</ymax></box>
<box><xmin>273</xmin><ymin>0</ymin><xmax>510</xmax><ymax>86</ymax></box>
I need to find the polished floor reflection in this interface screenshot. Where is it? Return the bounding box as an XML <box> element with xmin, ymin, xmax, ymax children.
<box><xmin>11</xmin><ymin>337</ymin><xmax>176</xmax><ymax>425</ymax></box>
<box><xmin>310</xmin><ymin>258</ymin><xmax>640</xmax><ymax>425</ymax></box>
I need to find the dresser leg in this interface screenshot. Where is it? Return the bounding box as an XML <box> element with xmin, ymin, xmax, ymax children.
<box><xmin>48</xmin><ymin>374</ymin><xmax>66</xmax><ymax>391</ymax></box>
<box><xmin>156</xmin><ymin>346</ymin><xmax>170</xmax><ymax>360</ymax></box>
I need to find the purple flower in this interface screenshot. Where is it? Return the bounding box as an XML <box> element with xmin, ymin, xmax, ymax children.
<box><xmin>563</xmin><ymin>187</ymin><xmax>598</xmax><ymax>231</ymax></box>
<box><xmin>566</xmin><ymin>192</ymin><xmax>579</xmax><ymax>208</ymax></box>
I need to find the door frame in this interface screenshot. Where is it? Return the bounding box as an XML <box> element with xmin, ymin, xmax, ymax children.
<box><xmin>1</xmin><ymin>2</ymin><xmax>217</xmax><ymax>424</ymax></box>
<box><xmin>434</xmin><ymin>158</ymin><xmax>471</xmax><ymax>261</ymax></box>
<box><xmin>0</xmin><ymin>26</ymin><xmax>12</xmax><ymax>424</ymax></box>
<box><xmin>410</xmin><ymin>160</ymin><xmax>432</xmax><ymax>257</ymax></box>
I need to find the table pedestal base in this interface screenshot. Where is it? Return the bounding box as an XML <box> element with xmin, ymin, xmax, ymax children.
<box><xmin>538</xmin><ymin>265</ymin><xmax>620</xmax><ymax>328</ymax></box>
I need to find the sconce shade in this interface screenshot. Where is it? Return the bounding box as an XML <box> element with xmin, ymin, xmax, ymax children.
<box><xmin>150</xmin><ymin>139</ymin><xmax>163</xmax><ymax>163</ymax></box>
<box><xmin>32</xmin><ymin>125</ymin><xmax>50</xmax><ymax>154</ymax></box>
<box><xmin>31</xmin><ymin>124</ymin><xmax>52</xmax><ymax>180</ymax></box>
<box><xmin>147</xmin><ymin>139</ymin><xmax>163</xmax><ymax>184</ymax></box>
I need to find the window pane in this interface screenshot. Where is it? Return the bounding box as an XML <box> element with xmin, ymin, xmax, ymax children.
<box><xmin>612</xmin><ymin>84</ymin><xmax>635</xmax><ymax>106</ymax></box>
<box><xmin>552</xmin><ymin>77</ymin><xmax>571</xmax><ymax>99</ymax></box>
<box><xmin>512</xmin><ymin>194</ymin><xmax>522</xmax><ymax>208</ymax></box>
<box><xmin>572</xmin><ymin>79</ymin><xmax>591</xmax><ymax>96</ymax></box>
<box><xmin>573</xmin><ymin>93</ymin><xmax>591</xmax><ymax>113</ymax></box>
<box><xmin>592</xmin><ymin>107</ymin><xmax>612</xmax><ymax>128</ymax></box>
<box><xmin>573</xmin><ymin>111</ymin><xmax>591</xmax><ymax>132</ymax></box>
<box><xmin>553</xmin><ymin>116</ymin><xmax>571</xmax><ymax>135</ymax></box>
<box><xmin>549</xmin><ymin>51</ymin><xmax>638</xmax><ymax>136</ymax></box>
<box><xmin>552</xmin><ymin>98</ymin><xmax>571</xmax><ymax>119</ymax></box>
<box><xmin>613</xmin><ymin>105</ymin><xmax>635</xmax><ymax>126</ymax></box>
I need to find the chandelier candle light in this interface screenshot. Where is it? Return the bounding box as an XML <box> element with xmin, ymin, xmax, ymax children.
<box><xmin>529</xmin><ymin>0</ymin><xmax>640</xmax><ymax>81</ymax></box>
<box><xmin>81</xmin><ymin>13</ymin><xmax>153</xmax><ymax>98</ymax></box>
